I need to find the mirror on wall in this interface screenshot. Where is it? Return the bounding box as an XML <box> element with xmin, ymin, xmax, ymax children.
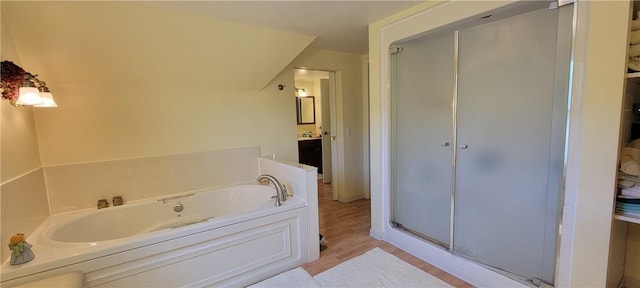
<box><xmin>296</xmin><ymin>96</ymin><xmax>315</xmax><ymax>124</ymax></box>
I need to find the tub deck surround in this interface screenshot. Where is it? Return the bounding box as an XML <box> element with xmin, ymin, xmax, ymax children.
<box><xmin>259</xmin><ymin>156</ymin><xmax>320</xmax><ymax>262</ymax></box>
<box><xmin>0</xmin><ymin>180</ymin><xmax>314</xmax><ymax>287</ymax></box>
<box><xmin>47</xmin><ymin>184</ymin><xmax>282</xmax><ymax>243</ymax></box>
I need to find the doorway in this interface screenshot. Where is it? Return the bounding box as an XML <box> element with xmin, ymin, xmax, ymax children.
<box><xmin>294</xmin><ymin>69</ymin><xmax>338</xmax><ymax>199</ymax></box>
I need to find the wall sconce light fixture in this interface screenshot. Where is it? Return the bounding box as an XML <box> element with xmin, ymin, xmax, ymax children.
<box><xmin>295</xmin><ymin>88</ymin><xmax>307</xmax><ymax>97</ymax></box>
<box><xmin>1</xmin><ymin>61</ymin><xmax>57</xmax><ymax>107</ymax></box>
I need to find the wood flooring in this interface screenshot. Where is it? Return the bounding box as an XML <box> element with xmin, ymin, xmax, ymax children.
<box><xmin>302</xmin><ymin>180</ymin><xmax>473</xmax><ymax>288</ymax></box>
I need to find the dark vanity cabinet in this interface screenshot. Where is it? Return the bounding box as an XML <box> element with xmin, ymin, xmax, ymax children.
<box><xmin>298</xmin><ymin>138</ymin><xmax>322</xmax><ymax>174</ymax></box>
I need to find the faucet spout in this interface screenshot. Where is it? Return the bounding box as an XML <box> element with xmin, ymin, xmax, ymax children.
<box><xmin>257</xmin><ymin>174</ymin><xmax>287</xmax><ymax>206</ymax></box>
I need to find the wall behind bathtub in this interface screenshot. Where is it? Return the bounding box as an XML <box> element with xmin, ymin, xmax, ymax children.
<box><xmin>45</xmin><ymin>147</ymin><xmax>261</xmax><ymax>214</ymax></box>
<box><xmin>3</xmin><ymin>1</ymin><xmax>314</xmax><ymax>167</ymax></box>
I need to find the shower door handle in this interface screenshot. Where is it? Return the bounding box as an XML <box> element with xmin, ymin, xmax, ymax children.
<box><xmin>442</xmin><ymin>142</ymin><xmax>450</xmax><ymax>147</ymax></box>
<box><xmin>460</xmin><ymin>144</ymin><xmax>469</xmax><ymax>149</ymax></box>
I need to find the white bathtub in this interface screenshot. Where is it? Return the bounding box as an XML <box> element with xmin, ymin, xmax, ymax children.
<box><xmin>1</xmin><ymin>183</ymin><xmax>311</xmax><ymax>287</ymax></box>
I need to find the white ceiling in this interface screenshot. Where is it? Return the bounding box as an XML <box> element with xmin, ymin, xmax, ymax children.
<box><xmin>144</xmin><ymin>1</ymin><xmax>424</xmax><ymax>54</ymax></box>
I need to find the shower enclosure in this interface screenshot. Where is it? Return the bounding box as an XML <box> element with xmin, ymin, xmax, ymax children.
<box><xmin>390</xmin><ymin>2</ymin><xmax>573</xmax><ymax>286</ymax></box>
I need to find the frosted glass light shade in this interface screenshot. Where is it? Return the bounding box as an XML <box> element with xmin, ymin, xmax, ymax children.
<box><xmin>295</xmin><ymin>88</ymin><xmax>307</xmax><ymax>97</ymax></box>
<box><xmin>34</xmin><ymin>92</ymin><xmax>58</xmax><ymax>107</ymax></box>
<box><xmin>16</xmin><ymin>87</ymin><xmax>43</xmax><ymax>105</ymax></box>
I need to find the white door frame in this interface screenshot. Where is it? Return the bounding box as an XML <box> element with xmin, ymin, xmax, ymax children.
<box><xmin>362</xmin><ymin>57</ymin><xmax>370</xmax><ymax>199</ymax></box>
<box><xmin>320</xmin><ymin>78</ymin><xmax>332</xmax><ymax>184</ymax></box>
<box><xmin>294</xmin><ymin>68</ymin><xmax>342</xmax><ymax>200</ymax></box>
<box><xmin>328</xmin><ymin>72</ymin><xmax>339</xmax><ymax>200</ymax></box>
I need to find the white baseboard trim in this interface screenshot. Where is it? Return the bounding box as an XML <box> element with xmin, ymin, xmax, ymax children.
<box><xmin>384</xmin><ymin>227</ymin><xmax>528</xmax><ymax>288</ymax></box>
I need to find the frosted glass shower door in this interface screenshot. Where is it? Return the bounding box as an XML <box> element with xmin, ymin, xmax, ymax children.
<box><xmin>391</xmin><ymin>32</ymin><xmax>454</xmax><ymax>247</ymax></box>
<box><xmin>453</xmin><ymin>6</ymin><xmax>569</xmax><ymax>284</ymax></box>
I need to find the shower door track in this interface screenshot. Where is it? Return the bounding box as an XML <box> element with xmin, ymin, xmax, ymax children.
<box><xmin>390</xmin><ymin>221</ymin><xmax>450</xmax><ymax>250</ymax></box>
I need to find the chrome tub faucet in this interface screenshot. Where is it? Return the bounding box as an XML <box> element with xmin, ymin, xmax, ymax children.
<box><xmin>257</xmin><ymin>174</ymin><xmax>287</xmax><ymax>206</ymax></box>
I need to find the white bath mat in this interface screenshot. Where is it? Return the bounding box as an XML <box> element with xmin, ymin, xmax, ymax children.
<box><xmin>249</xmin><ymin>248</ymin><xmax>453</xmax><ymax>287</ymax></box>
<box><xmin>249</xmin><ymin>267</ymin><xmax>321</xmax><ymax>287</ymax></box>
<box><xmin>314</xmin><ymin>248</ymin><xmax>453</xmax><ymax>287</ymax></box>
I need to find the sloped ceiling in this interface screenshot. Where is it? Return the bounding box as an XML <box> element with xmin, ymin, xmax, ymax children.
<box><xmin>1</xmin><ymin>1</ymin><xmax>316</xmax><ymax>91</ymax></box>
<box><xmin>143</xmin><ymin>1</ymin><xmax>424</xmax><ymax>54</ymax></box>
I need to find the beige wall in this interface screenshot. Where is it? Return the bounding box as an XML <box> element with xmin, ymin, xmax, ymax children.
<box><xmin>2</xmin><ymin>1</ymin><xmax>314</xmax><ymax>167</ymax></box>
<box><xmin>293</xmin><ymin>48</ymin><xmax>365</xmax><ymax>202</ymax></box>
<box><xmin>0</xmin><ymin>101</ymin><xmax>41</xmax><ymax>182</ymax></box>
<box><xmin>33</xmin><ymin>68</ymin><xmax>301</xmax><ymax>165</ymax></box>
<box><xmin>1</xmin><ymin>12</ymin><xmax>41</xmax><ymax>182</ymax></box>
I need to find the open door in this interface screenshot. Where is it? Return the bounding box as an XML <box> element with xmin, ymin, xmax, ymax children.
<box><xmin>294</xmin><ymin>69</ymin><xmax>339</xmax><ymax>200</ymax></box>
<box><xmin>328</xmin><ymin>73</ymin><xmax>339</xmax><ymax>200</ymax></box>
<box><xmin>320</xmin><ymin>78</ymin><xmax>332</xmax><ymax>184</ymax></box>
